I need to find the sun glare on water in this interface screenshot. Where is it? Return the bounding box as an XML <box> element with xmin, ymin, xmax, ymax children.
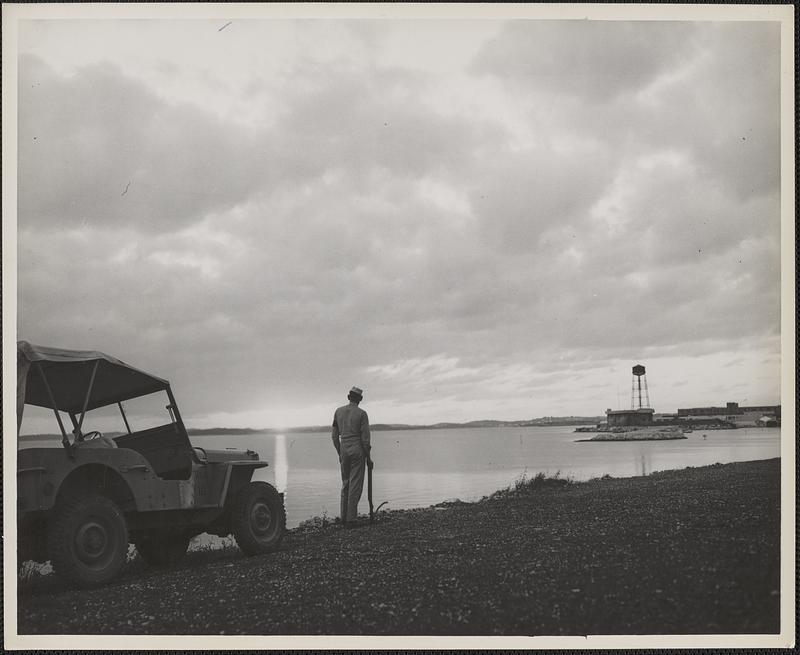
<box><xmin>274</xmin><ymin>433</ymin><xmax>288</xmax><ymax>493</ymax></box>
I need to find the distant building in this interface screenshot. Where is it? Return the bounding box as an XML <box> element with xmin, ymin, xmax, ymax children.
<box><xmin>653</xmin><ymin>412</ymin><xmax>678</xmax><ymax>422</ymax></box>
<box><xmin>605</xmin><ymin>407</ymin><xmax>655</xmax><ymax>427</ymax></box>
<box><xmin>677</xmin><ymin>402</ymin><xmax>781</xmax><ymax>427</ymax></box>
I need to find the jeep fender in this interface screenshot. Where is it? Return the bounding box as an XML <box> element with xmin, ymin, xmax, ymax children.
<box><xmin>18</xmin><ymin>446</ymin><xmax>148</xmax><ymax>515</ymax></box>
<box><xmin>218</xmin><ymin>461</ymin><xmax>269</xmax><ymax>507</ymax></box>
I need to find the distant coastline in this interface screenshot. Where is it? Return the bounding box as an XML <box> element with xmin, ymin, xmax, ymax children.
<box><xmin>187</xmin><ymin>417</ymin><xmax>605</xmax><ymax>435</ymax></box>
<box><xmin>19</xmin><ymin>416</ymin><xmax>605</xmax><ymax>440</ymax></box>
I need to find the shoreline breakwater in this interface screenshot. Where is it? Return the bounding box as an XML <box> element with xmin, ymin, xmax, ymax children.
<box><xmin>575</xmin><ymin>426</ymin><xmax>687</xmax><ymax>442</ymax></box>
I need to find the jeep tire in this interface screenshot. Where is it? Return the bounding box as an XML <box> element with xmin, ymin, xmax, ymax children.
<box><xmin>231</xmin><ymin>481</ymin><xmax>285</xmax><ymax>555</ymax></box>
<box><xmin>135</xmin><ymin>531</ymin><xmax>190</xmax><ymax>567</ymax></box>
<box><xmin>47</xmin><ymin>494</ymin><xmax>129</xmax><ymax>587</ymax></box>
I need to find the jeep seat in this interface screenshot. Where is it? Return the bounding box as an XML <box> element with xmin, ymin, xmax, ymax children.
<box><xmin>114</xmin><ymin>424</ymin><xmax>193</xmax><ymax>480</ymax></box>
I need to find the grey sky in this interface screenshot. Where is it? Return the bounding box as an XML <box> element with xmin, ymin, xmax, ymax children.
<box><xmin>14</xmin><ymin>15</ymin><xmax>784</xmax><ymax>429</ymax></box>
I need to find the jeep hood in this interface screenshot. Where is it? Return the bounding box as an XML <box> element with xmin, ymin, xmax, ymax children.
<box><xmin>200</xmin><ymin>448</ymin><xmax>265</xmax><ymax>465</ymax></box>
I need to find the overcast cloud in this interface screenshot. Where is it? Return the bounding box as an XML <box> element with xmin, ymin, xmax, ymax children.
<box><xmin>15</xmin><ymin>17</ymin><xmax>783</xmax><ymax>430</ymax></box>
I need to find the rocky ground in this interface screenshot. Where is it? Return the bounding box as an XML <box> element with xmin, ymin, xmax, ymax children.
<box><xmin>17</xmin><ymin>459</ymin><xmax>781</xmax><ymax>636</ymax></box>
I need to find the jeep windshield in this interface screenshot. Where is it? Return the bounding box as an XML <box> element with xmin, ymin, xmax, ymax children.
<box><xmin>17</xmin><ymin>341</ymin><xmax>181</xmax><ymax>452</ymax></box>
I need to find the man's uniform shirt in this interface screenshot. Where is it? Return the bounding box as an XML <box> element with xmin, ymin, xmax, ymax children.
<box><xmin>332</xmin><ymin>402</ymin><xmax>370</xmax><ymax>449</ymax></box>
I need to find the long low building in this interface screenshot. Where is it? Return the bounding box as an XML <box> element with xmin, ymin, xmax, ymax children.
<box><xmin>602</xmin><ymin>402</ymin><xmax>780</xmax><ymax>429</ymax></box>
<box><xmin>676</xmin><ymin>402</ymin><xmax>780</xmax><ymax>427</ymax></box>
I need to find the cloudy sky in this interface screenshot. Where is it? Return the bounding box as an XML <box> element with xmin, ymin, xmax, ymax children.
<box><xmin>11</xmin><ymin>8</ymin><xmax>786</xmax><ymax>430</ymax></box>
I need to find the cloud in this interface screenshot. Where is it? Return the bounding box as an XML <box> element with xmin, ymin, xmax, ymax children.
<box><xmin>18</xmin><ymin>55</ymin><xmax>272</xmax><ymax>231</ymax></box>
<box><xmin>270</xmin><ymin>63</ymin><xmax>501</xmax><ymax>186</ymax></box>
<box><xmin>686</xmin><ymin>22</ymin><xmax>781</xmax><ymax>200</ymax></box>
<box><xmin>470</xmin><ymin>144</ymin><xmax>615</xmax><ymax>253</ymax></box>
<box><xmin>15</xmin><ymin>19</ymin><xmax>783</xmax><ymax>429</ymax></box>
<box><xmin>473</xmin><ymin>21</ymin><xmax>700</xmax><ymax>103</ymax></box>
<box><xmin>474</xmin><ymin>21</ymin><xmax>780</xmax><ymax>202</ymax></box>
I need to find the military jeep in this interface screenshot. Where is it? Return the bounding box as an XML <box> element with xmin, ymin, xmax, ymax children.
<box><xmin>17</xmin><ymin>341</ymin><xmax>286</xmax><ymax>587</ymax></box>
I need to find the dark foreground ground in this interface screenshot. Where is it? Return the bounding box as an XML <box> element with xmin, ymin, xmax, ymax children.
<box><xmin>17</xmin><ymin>459</ymin><xmax>781</xmax><ymax>636</ymax></box>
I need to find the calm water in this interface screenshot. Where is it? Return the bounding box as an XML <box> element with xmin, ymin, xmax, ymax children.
<box><xmin>191</xmin><ymin>426</ymin><xmax>781</xmax><ymax>528</ymax></box>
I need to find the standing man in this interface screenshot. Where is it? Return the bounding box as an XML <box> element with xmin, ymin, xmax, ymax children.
<box><xmin>332</xmin><ymin>386</ymin><xmax>371</xmax><ymax>526</ymax></box>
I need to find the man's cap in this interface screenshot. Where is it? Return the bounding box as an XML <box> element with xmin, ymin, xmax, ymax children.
<box><xmin>349</xmin><ymin>386</ymin><xmax>363</xmax><ymax>398</ymax></box>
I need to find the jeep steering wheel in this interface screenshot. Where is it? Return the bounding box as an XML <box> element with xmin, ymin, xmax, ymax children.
<box><xmin>81</xmin><ymin>430</ymin><xmax>103</xmax><ymax>442</ymax></box>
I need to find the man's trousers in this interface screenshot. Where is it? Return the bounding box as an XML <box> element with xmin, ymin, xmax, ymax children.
<box><xmin>339</xmin><ymin>436</ymin><xmax>366</xmax><ymax>522</ymax></box>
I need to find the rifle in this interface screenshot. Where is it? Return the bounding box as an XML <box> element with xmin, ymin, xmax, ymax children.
<box><xmin>367</xmin><ymin>458</ymin><xmax>375</xmax><ymax>522</ymax></box>
<box><xmin>367</xmin><ymin>457</ymin><xmax>387</xmax><ymax>524</ymax></box>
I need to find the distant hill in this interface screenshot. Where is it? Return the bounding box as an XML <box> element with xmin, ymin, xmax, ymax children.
<box><xmin>19</xmin><ymin>431</ymin><xmax>126</xmax><ymax>440</ymax></box>
<box><xmin>20</xmin><ymin>417</ymin><xmax>604</xmax><ymax>441</ymax></box>
<box><xmin>371</xmin><ymin>417</ymin><xmax>603</xmax><ymax>431</ymax></box>
<box><xmin>186</xmin><ymin>427</ymin><xmax>264</xmax><ymax>436</ymax></box>
<box><xmin>280</xmin><ymin>417</ymin><xmax>604</xmax><ymax>432</ymax></box>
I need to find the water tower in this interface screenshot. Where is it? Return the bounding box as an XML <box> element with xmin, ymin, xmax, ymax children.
<box><xmin>606</xmin><ymin>364</ymin><xmax>654</xmax><ymax>426</ymax></box>
<box><xmin>631</xmin><ymin>364</ymin><xmax>650</xmax><ymax>410</ymax></box>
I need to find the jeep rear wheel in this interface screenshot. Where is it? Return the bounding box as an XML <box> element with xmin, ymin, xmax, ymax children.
<box><xmin>231</xmin><ymin>482</ymin><xmax>285</xmax><ymax>555</ymax></box>
<box><xmin>47</xmin><ymin>494</ymin><xmax>128</xmax><ymax>587</ymax></box>
<box><xmin>134</xmin><ymin>531</ymin><xmax>190</xmax><ymax>567</ymax></box>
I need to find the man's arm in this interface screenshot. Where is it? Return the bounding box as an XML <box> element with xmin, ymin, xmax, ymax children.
<box><xmin>331</xmin><ymin>413</ymin><xmax>341</xmax><ymax>455</ymax></box>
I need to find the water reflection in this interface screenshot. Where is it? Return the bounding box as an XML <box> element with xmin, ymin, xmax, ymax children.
<box><xmin>638</xmin><ymin>451</ymin><xmax>651</xmax><ymax>477</ymax></box>
<box><xmin>274</xmin><ymin>433</ymin><xmax>288</xmax><ymax>493</ymax></box>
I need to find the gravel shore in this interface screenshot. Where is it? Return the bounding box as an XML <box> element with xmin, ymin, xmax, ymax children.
<box><xmin>17</xmin><ymin>458</ymin><xmax>780</xmax><ymax>636</ymax></box>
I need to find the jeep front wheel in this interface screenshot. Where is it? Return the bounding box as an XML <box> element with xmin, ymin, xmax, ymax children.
<box><xmin>231</xmin><ymin>481</ymin><xmax>285</xmax><ymax>555</ymax></box>
<box><xmin>134</xmin><ymin>531</ymin><xmax>190</xmax><ymax>567</ymax></box>
<box><xmin>47</xmin><ymin>494</ymin><xmax>129</xmax><ymax>587</ymax></box>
